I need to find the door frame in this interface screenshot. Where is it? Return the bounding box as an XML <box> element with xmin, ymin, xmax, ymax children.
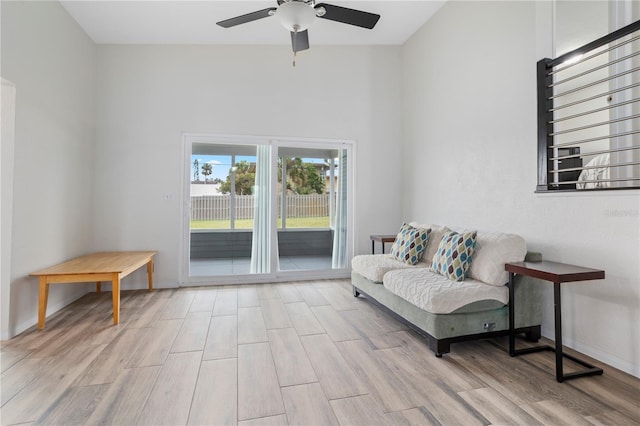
<box><xmin>180</xmin><ymin>133</ymin><xmax>355</xmax><ymax>286</ymax></box>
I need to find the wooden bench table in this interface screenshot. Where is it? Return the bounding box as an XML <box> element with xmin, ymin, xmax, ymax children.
<box><xmin>30</xmin><ymin>251</ymin><xmax>157</xmax><ymax>329</ymax></box>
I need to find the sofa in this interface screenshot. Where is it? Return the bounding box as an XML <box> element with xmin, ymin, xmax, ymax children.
<box><xmin>351</xmin><ymin>223</ymin><xmax>543</xmax><ymax>357</ymax></box>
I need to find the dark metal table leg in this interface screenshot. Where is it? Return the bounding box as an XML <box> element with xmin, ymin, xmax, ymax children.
<box><xmin>508</xmin><ymin>272</ymin><xmax>515</xmax><ymax>356</ymax></box>
<box><xmin>554</xmin><ymin>282</ymin><xmax>564</xmax><ymax>382</ymax></box>
<box><xmin>371</xmin><ymin>240</ymin><xmax>375</xmax><ymax>254</ymax></box>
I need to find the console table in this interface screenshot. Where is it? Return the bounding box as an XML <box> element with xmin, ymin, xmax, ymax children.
<box><xmin>505</xmin><ymin>260</ymin><xmax>605</xmax><ymax>382</ymax></box>
<box><xmin>31</xmin><ymin>251</ymin><xmax>156</xmax><ymax>329</ymax></box>
<box><xmin>369</xmin><ymin>235</ymin><xmax>396</xmax><ymax>254</ymax></box>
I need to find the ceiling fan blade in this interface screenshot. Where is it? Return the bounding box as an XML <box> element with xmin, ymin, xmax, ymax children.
<box><xmin>216</xmin><ymin>7</ymin><xmax>277</xmax><ymax>28</ymax></box>
<box><xmin>315</xmin><ymin>3</ymin><xmax>380</xmax><ymax>29</ymax></box>
<box><xmin>291</xmin><ymin>30</ymin><xmax>310</xmax><ymax>53</ymax></box>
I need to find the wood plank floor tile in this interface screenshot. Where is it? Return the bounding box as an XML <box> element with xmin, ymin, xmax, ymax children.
<box><xmin>159</xmin><ymin>291</ymin><xmax>196</xmax><ymax>320</ymax></box>
<box><xmin>299</xmin><ymin>334</ymin><xmax>367</xmax><ymax>400</ymax></box>
<box><xmin>256</xmin><ymin>283</ymin><xmax>280</xmax><ymax>300</ymax></box>
<box><xmin>0</xmin><ymin>356</ymin><xmax>53</xmax><ymax>406</ymax></box>
<box><xmin>126</xmin><ymin>291</ymin><xmax>172</xmax><ymax>328</ymax></box>
<box><xmin>26</xmin><ymin>312</ymin><xmax>102</xmax><ymax>358</ymax></box>
<box><xmin>317</xmin><ymin>287</ymin><xmax>359</xmax><ymax>311</ymax></box>
<box><xmin>120</xmin><ymin>289</ymin><xmax>156</xmax><ymax>309</ymax></box>
<box><xmin>126</xmin><ymin>318</ymin><xmax>183</xmax><ymax>368</ymax></box>
<box><xmin>34</xmin><ymin>384</ymin><xmax>109</xmax><ymax>426</ymax></box>
<box><xmin>337</xmin><ymin>339</ymin><xmax>415</xmax><ymax>413</ymax></box>
<box><xmin>521</xmin><ymin>399</ymin><xmax>594</xmax><ymax>426</ymax></box>
<box><xmin>310</xmin><ymin>306</ymin><xmax>361</xmax><ymax>342</ymax></box>
<box><xmin>238</xmin><ymin>286</ymin><xmax>260</xmax><ymax>308</ymax></box>
<box><xmin>285</xmin><ymin>302</ymin><xmax>325</xmax><ymax>336</ymax></box>
<box><xmin>238</xmin><ymin>414</ymin><xmax>288</xmax><ymax>426</ymax></box>
<box><xmin>0</xmin><ymin>344</ymin><xmax>105</xmax><ymax>424</ymax></box>
<box><xmin>203</xmin><ymin>315</ymin><xmax>237</xmax><ymax>361</ymax></box>
<box><xmin>75</xmin><ymin>327</ymin><xmax>150</xmax><ymax>385</ymax></box>
<box><xmin>80</xmin><ymin>319</ymin><xmax>129</xmax><ymax>347</ymax></box>
<box><xmin>261</xmin><ymin>298</ymin><xmax>293</xmax><ymax>330</ymax></box>
<box><xmin>0</xmin><ymin>348</ymin><xmax>29</xmax><ymax>374</ymax></box>
<box><xmin>85</xmin><ymin>365</ymin><xmax>161</xmax><ymax>425</ymax></box>
<box><xmin>340</xmin><ymin>308</ymin><xmax>396</xmax><ymax>340</ymax></box>
<box><xmin>238</xmin><ymin>307</ymin><xmax>268</xmax><ymax>344</ymax></box>
<box><xmin>456</xmin><ymin>340</ymin><xmax>613</xmax><ymax>416</ymax></box>
<box><xmin>137</xmin><ymin>351</ymin><xmax>202</xmax><ymax>426</ymax></box>
<box><xmin>276</xmin><ymin>283</ymin><xmax>303</xmax><ymax>303</ymax></box>
<box><xmin>268</xmin><ymin>328</ymin><xmax>317</xmax><ymax>387</ymax></box>
<box><xmin>394</xmin><ymin>333</ymin><xmax>486</xmax><ymax>392</ymax></box>
<box><xmin>585</xmin><ymin>409</ymin><xmax>640</xmax><ymax>425</ymax></box>
<box><xmin>374</xmin><ymin>346</ymin><xmax>444</xmax><ymax>408</ymax></box>
<box><xmin>188</xmin><ymin>358</ymin><xmax>237</xmax><ymax>425</ymax></box>
<box><xmin>458</xmin><ymin>387</ymin><xmax>543</xmax><ymax>425</ymax></box>
<box><xmin>561</xmin><ymin>368</ymin><xmax>640</xmax><ymax>420</ymax></box>
<box><xmin>189</xmin><ymin>288</ymin><xmax>217</xmax><ymax>312</ymax></box>
<box><xmin>213</xmin><ymin>288</ymin><xmax>238</xmax><ymax>316</ymax></box>
<box><xmin>170</xmin><ymin>311</ymin><xmax>211</xmax><ymax>353</ymax></box>
<box><xmin>355</xmin><ymin>299</ymin><xmax>408</xmax><ymax>333</ymax></box>
<box><xmin>363</xmin><ymin>329</ymin><xmax>413</xmax><ymax>351</ymax></box>
<box><xmin>418</xmin><ymin>388</ymin><xmax>487</xmax><ymax>426</ymax></box>
<box><xmin>385</xmin><ymin>407</ymin><xmax>440</xmax><ymax>426</ymax></box>
<box><xmin>296</xmin><ymin>285</ymin><xmax>329</xmax><ymax>307</ymax></box>
<box><xmin>237</xmin><ymin>342</ymin><xmax>285</xmax><ymax>421</ymax></box>
<box><xmin>330</xmin><ymin>395</ymin><xmax>390</xmax><ymax>426</ymax></box>
<box><xmin>281</xmin><ymin>383</ymin><xmax>338</xmax><ymax>426</ymax></box>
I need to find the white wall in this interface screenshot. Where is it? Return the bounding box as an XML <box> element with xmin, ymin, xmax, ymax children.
<box><xmin>402</xmin><ymin>1</ymin><xmax>640</xmax><ymax>376</ymax></box>
<box><xmin>1</xmin><ymin>1</ymin><xmax>96</xmax><ymax>338</ymax></box>
<box><xmin>92</xmin><ymin>45</ymin><xmax>404</xmax><ymax>288</ymax></box>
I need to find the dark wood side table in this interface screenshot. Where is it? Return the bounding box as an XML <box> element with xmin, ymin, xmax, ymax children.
<box><xmin>505</xmin><ymin>260</ymin><xmax>605</xmax><ymax>382</ymax></box>
<box><xmin>369</xmin><ymin>235</ymin><xmax>396</xmax><ymax>254</ymax></box>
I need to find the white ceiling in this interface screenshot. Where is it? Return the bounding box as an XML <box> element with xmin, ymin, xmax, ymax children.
<box><xmin>60</xmin><ymin>1</ymin><xmax>445</xmax><ymax>46</ymax></box>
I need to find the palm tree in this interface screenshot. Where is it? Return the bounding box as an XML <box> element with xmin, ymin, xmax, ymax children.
<box><xmin>201</xmin><ymin>162</ymin><xmax>213</xmax><ymax>182</ymax></box>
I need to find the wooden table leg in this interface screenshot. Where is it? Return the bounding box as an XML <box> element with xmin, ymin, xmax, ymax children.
<box><xmin>147</xmin><ymin>258</ymin><xmax>154</xmax><ymax>291</ymax></box>
<box><xmin>96</xmin><ymin>282</ymin><xmax>102</xmax><ymax>293</ymax></box>
<box><xmin>37</xmin><ymin>276</ymin><xmax>50</xmax><ymax>329</ymax></box>
<box><xmin>112</xmin><ymin>273</ymin><xmax>121</xmax><ymax>325</ymax></box>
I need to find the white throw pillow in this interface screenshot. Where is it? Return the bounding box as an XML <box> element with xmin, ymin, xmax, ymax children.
<box><xmin>466</xmin><ymin>231</ymin><xmax>527</xmax><ymax>286</ymax></box>
<box><xmin>411</xmin><ymin>223</ymin><xmax>450</xmax><ymax>265</ymax></box>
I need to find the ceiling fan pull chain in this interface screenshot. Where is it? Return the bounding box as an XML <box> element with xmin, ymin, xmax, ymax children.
<box><xmin>292</xmin><ymin>25</ymin><xmax>298</xmax><ymax>67</ymax></box>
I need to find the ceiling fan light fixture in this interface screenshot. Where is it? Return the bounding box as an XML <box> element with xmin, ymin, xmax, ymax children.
<box><xmin>275</xmin><ymin>2</ymin><xmax>316</xmax><ymax>32</ymax></box>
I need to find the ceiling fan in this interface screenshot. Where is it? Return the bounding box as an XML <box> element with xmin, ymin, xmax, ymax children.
<box><xmin>216</xmin><ymin>0</ymin><xmax>381</xmax><ymax>59</ymax></box>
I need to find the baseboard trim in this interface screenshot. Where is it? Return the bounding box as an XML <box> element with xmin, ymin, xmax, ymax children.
<box><xmin>542</xmin><ymin>327</ymin><xmax>639</xmax><ymax>378</ymax></box>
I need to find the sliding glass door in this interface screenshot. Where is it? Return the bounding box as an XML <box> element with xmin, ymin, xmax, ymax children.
<box><xmin>182</xmin><ymin>135</ymin><xmax>353</xmax><ymax>284</ymax></box>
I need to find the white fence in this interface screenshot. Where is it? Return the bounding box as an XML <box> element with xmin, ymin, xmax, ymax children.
<box><xmin>191</xmin><ymin>194</ymin><xmax>332</xmax><ymax>221</ymax></box>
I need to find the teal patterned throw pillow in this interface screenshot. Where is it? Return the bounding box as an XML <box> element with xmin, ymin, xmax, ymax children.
<box><xmin>390</xmin><ymin>223</ymin><xmax>431</xmax><ymax>265</ymax></box>
<box><xmin>431</xmin><ymin>231</ymin><xmax>478</xmax><ymax>281</ymax></box>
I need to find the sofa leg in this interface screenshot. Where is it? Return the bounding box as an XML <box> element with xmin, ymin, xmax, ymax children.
<box><xmin>428</xmin><ymin>337</ymin><xmax>450</xmax><ymax>357</ymax></box>
<box><xmin>352</xmin><ymin>286</ymin><xmax>360</xmax><ymax>298</ymax></box>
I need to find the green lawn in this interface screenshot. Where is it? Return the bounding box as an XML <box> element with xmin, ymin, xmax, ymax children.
<box><xmin>191</xmin><ymin>216</ymin><xmax>330</xmax><ymax>229</ymax></box>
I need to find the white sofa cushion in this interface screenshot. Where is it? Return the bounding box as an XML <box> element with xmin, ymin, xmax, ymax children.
<box><xmin>466</xmin><ymin>231</ymin><xmax>527</xmax><ymax>286</ymax></box>
<box><xmin>410</xmin><ymin>223</ymin><xmax>450</xmax><ymax>265</ymax></box>
<box><xmin>383</xmin><ymin>268</ymin><xmax>508</xmax><ymax>314</ymax></box>
<box><xmin>351</xmin><ymin>254</ymin><xmax>427</xmax><ymax>283</ymax></box>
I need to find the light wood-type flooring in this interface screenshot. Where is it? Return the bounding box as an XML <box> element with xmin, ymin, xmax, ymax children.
<box><xmin>1</xmin><ymin>279</ymin><xmax>639</xmax><ymax>425</ymax></box>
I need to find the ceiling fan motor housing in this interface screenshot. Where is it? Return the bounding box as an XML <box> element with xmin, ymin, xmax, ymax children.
<box><xmin>275</xmin><ymin>1</ymin><xmax>317</xmax><ymax>32</ymax></box>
